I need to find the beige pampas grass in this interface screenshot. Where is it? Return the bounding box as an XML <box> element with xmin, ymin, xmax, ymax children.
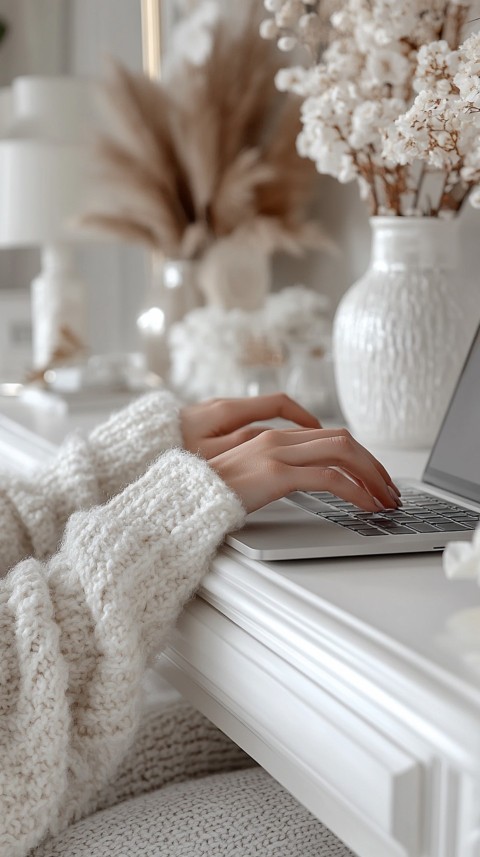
<box><xmin>82</xmin><ymin>1</ymin><xmax>325</xmax><ymax>260</ymax></box>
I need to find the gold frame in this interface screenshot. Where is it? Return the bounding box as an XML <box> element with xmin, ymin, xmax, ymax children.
<box><xmin>141</xmin><ymin>0</ymin><xmax>163</xmax><ymax>79</ymax></box>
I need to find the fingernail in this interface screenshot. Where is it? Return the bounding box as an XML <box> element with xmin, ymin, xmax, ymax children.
<box><xmin>387</xmin><ymin>486</ymin><xmax>400</xmax><ymax>506</ymax></box>
<box><xmin>373</xmin><ymin>497</ymin><xmax>384</xmax><ymax>509</ymax></box>
<box><xmin>391</xmin><ymin>482</ymin><xmax>402</xmax><ymax>496</ymax></box>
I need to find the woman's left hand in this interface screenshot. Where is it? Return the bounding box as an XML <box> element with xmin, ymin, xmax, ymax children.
<box><xmin>180</xmin><ymin>394</ymin><xmax>321</xmax><ymax>460</ymax></box>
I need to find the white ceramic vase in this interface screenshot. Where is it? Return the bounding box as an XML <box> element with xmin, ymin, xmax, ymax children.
<box><xmin>333</xmin><ymin>216</ymin><xmax>478</xmax><ymax>448</ymax></box>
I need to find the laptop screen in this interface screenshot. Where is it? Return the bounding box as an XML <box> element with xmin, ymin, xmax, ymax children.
<box><xmin>423</xmin><ymin>322</ymin><xmax>480</xmax><ymax>504</ymax></box>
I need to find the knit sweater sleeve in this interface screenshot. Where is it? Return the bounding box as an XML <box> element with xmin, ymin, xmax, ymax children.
<box><xmin>0</xmin><ymin>389</ymin><xmax>183</xmax><ymax>576</ymax></box>
<box><xmin>0</xmin><ymin>448</ymin><xmax>246</xmax><ymax>857</ymax></box>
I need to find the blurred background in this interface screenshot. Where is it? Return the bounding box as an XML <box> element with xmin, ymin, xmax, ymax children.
<box><xmin>0</xmin><ymin>0</ymin><xmax>478</xmax><ymax>392</ymax></box>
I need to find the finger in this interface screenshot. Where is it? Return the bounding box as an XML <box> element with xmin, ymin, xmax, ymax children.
<box><xmin>206</xmin><ymin>394</ymin><xmax>321</xmax><ymax>436</ymax></box>
<box><xmin>279</xmin><ymin>436</ymin><xmax>398</xmax><ymax>508</ymax></box>
<box><xmin>333</xmin><ymin>466</ymin><xmax>369</xmax><ymax>493</ymax></box>
<box><xmin>202</xmin><ymin>426</ymin><xmax>269</xmax><ymax>458</ymax></box>
<box><xmin>332</xmin><ymin>465</ymin><xmax>402</xmax><ymax>508</ymax></box>
<box><xmin>264</xmin><ymin>427</ymin><xmax>400</xmax><ymax>495</ymax></box>
<box><xmin>288</xmin><ymin>466</ymin><xmax>384</xmax><ymax>512</ymax></box>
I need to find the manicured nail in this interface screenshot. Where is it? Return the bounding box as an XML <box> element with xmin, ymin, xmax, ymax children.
<box><xmin>391</xmin><ymin>482</ymin><xmax>402</xmax><ymax>496</ymax></box>
<box><xmin>373</xmin><ymin>497</ymin><xmax>384</xmax><ymax>509</ymax></box>
<box><xmin>388</xmin><ymin>486</ymin><xmax>400</xmax><ymax>506</ymax></box>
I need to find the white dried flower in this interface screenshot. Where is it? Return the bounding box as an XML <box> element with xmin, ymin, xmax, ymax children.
<box><xmin>414</xmin><ymin>40</ymin><xmax>459</xmax><ymax>95</ymax></box>
<box><xmin>444</xmin><ymin>525</ymin><xmax>480</xmax><ymax>581</ymax></box>
<box><xmin>169</xmin><ymin>287</ymin><xmax>331</xmax><ymax>400</ymax></box>
<box><xmin>454</xmin><ymin>32</ymin><xmax>480</xmax><ymax>109</ymax></box>
<box><xmin>298</xmin><ymin>13</ymin><xmax>324</xmax><ymax>49</ymax></box>
<box><xmin>366</xmin><ymin>47</ymin><xmax>413</xmax><ymax>88</ymax></box>
<box><xmin>278</xmin><ymin>34</ymin><xmax>297</xmax><ymax>51</ymax></box>
<box><xmin>265</xmin><ymin>0</ymin><xmax>480</xmax><ymax>216</ymax></box>
<box><xmin>462</xmin><ymin>147</ymin><xmax>480</xmax><ymax>185</ymax></box>
<box><xmin>262</xmin><ymin>0</ymin><xmax>338</xmax><ymax>60</ymax></box>
<box><xmin>469</xmin><ymin>185</ymin><xmax>480</xmax><ymax>208</ymax></box>
<box><xmin>275</xmin><ymin>0</ymin><xmax>304</xmax><ymax>29</ymax></box>
<box><xmin>259</xmin><ymin>18</ymin><xmax>279</xmax><ymax>40</ymax></box>
<box><xmin>264</xmin><ymin>0</ymin><xmax>284</xmax><ymax>12</ymax></box>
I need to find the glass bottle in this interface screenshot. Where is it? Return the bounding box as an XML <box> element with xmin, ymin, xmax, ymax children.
<box><xmin>137</xmin><ymin>256</ymin><xmax>200</xmax><ymax>380</ymax></box>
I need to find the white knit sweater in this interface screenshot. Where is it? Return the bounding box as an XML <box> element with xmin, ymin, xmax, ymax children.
<box><xmin>0</xmin><ymin>390</ymin><xmax>246</xmax><ymax>857</ymax></box>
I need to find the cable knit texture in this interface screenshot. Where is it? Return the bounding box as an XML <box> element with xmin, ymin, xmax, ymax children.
<box><xmin>77</xmin><ymin>700</ymin><xmax>256</xmax><ymax>816</ymax></box>
<box><xmin>0</xmin><ymin>389</ymin><xmax>182</xmax><ymax>577</ymax></box>
<box><xmin>0</xmin><ymin>396</ymin><xmax>246</xmax><ymax>857</ymax></box>
<box><xmin>32</xmin><ymin>768</ymin><xmax>355</xmax><ymax>857</ymax></box>
<box><xmin>0</xmin><ymin>393</ymin><xmax>354</xmax><ymax>857</ymax></box>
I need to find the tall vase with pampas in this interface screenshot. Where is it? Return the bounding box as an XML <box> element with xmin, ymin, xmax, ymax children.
<box><xmin>82</xmin><ymin>2</ymin><xmax>325</xmax><ymax>381</ymax></box>
<box><xmin>137</xmin><ymin>255</ymin><xmax>199</xmax><ymax>377</ymax></box>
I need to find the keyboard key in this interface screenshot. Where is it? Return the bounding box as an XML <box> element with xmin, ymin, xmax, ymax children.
<box><xmin>382</xmin><ymin>512</ymin><xmax>415</xmax><ymax>521</ymax></box>
<box><xmin>401</xmin><ymin>506</ymin><xmax>428</xmax><ymax>514</ymax></box>
<box><xmin>320</xmin><ymin>512</ymin><xmax>353</xmax><ymax>520</ymax></box>
<box><xmin>432</xmin><ymin>504</ymin><xmax>460</xmax><ymax>513</ymax></box>
<box><xmin>353</xmin><ymin>512</ymin><xmax>375</xmax><ymax>517</ymax></box>
<box><xmin>294</xmin><ymin>490</ymin><xmax>479</xmax><ymax>537</ymax></box>
<box><xmin>406</xmin><ymin>522</ymin><xmax>438</xmax><ymax>533</ymax></box>
<box><xmin>383</xmin><ymin>526</ymin><xmax>417</xmax><ymax>534</ymax></box>
<box><xmin>374</xmin><ymin>518</ymin><xmax>406</xmax><ymax>529</ymax></box>
<box><xmin>431</xmin><ymin>522</ymin><xmax>469</xmax><ymax>531</ymax></box>
<box><xmin>371</xmin><ymin>519</ymin><xmax>415</xmax><ymax>533</ymax></box>
<box><xmin>356</xmin><ymin>529</ymin><xmax>385</xmax><ymax>536</ymax></box>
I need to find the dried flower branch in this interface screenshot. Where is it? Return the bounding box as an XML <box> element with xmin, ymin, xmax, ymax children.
<box><xmin>82</xmin><ymin>3</ymin><xmax>324</xmax><ymax>259</ymax></box>
<box><xmin>268</xmin><ymin>0</ymin><xmax>480</xmax><ymax>216</ymax></box>
<box><xmin>260</xmin><ymin>0</ymin><xmax>340</xmax><ymax>62</ymax></box>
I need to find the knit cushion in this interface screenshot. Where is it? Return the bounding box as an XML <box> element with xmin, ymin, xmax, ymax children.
<box><xmin>32</xmin><ymin>768</ymin><xmax>355</xmax><ymax>857</ymax></box>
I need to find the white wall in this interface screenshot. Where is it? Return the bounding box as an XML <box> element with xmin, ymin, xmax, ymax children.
<box><xmin>64</xmin><ymin>0</ymin><xmax>147</xmax><ymax>355</ymax></box>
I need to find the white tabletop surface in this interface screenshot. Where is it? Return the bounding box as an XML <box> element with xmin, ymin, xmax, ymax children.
<box><xmin>1</xmin><ymin>390</ymin><xmax>479</xmax><ymax>698</ymax></box>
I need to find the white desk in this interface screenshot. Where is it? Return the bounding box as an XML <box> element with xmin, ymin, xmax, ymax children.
<box><xmin>1</xmin><ymin>398</ymin><xmax>479</xmax><ymax>857</ymax></box>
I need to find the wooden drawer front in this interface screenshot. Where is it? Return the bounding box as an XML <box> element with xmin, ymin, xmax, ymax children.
<box><xmin>162</xmin><ymin>599</ymin><xmax>424</xmax><ymax>857</ymax></box>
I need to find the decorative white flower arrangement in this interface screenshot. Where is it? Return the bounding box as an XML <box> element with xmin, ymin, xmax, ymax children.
<box><xmin>169</xmin><ymin>286</ymin><xmax>331</xmax><ymax>400</ymax></box>
<box><xmin>262</xmin><ymin>0</ymin><xmax>480</xmax><ymax>216</ymax></box>
<box><xmin>444</xmin><ymin>524</ymin><xmax>480</xmax><ymax>581</ymax></box>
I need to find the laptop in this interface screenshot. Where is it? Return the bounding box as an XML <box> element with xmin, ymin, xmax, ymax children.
<box><xmin>227</xmin><ymin>322</ymin><xmax>480</xmax><ymax>561</ymax></box>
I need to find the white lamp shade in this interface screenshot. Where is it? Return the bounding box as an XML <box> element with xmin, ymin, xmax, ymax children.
<box><xmin>0</xmin><ymin>87</ymin><xmax>13</xmax><ymax>138</ymax></box>
<box><xmin>0</xmin><ymin>140</ymin><xmax>91</xmax><ymax>246</ymax></box>
<box><xmin>10</xmin><ymin>76</ymin><xmax>95</xmax><ymax>142</ymax></box>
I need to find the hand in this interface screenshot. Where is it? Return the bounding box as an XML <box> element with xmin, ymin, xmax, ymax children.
<box><xmin>180</xmin><ymin>394</ymin><xmax>321</xmax><ymax>460</ymax></box>
<box><xmin>208</xmin><ymin>426</ymin><xmax>401</xmax><ymax>514</ymax></box>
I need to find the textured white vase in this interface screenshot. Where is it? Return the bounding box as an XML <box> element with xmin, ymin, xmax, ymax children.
<box><xmin>333</xmin><ymin>216</ymin><xmax>478</xmax><ymax>448</ymax></box>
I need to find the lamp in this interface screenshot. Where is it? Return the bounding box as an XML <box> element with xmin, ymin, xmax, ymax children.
<box><xmin>0</xmin><ymin>76</ymin><xmax>95</xmax><ymax>375</ymax></box>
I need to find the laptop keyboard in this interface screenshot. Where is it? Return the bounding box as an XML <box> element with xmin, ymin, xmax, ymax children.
<box><xmin>292</xmin><ymin>487</ymin><xmax>480</xmax><ymax>537</ymax></box>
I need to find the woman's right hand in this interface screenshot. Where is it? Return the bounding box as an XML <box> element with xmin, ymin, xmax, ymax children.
<box><xmin>208</xmin><ymin>426</ymin><xmax>401</xmax><ymax>515</ymax></box>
